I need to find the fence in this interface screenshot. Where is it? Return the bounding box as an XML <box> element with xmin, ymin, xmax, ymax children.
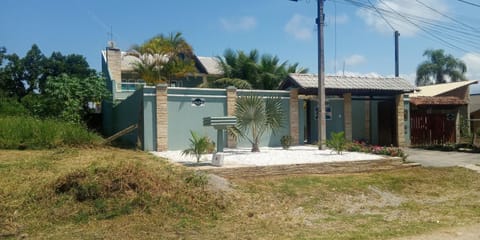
<box><xmin>410</xmin><ymin>111</ymin><xmax>456</xmax><ymax>145</ymax></box>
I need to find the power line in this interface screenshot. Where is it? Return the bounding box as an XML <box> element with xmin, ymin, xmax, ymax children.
<box><xmin>416</xmin><ymin>0</ymin><xmax>480</xmax><ymax>33</ymax></box>
<box><xmin>334</xmin><ymin>0</ymin><xmax>337</xmax><ymax>73</ymax></box>
<box><xmin>367</xmin><ymin>0</ymin><xmax>395</xmax><ymax>31</ymax></box>
<box><xmin>377</xmin><ymin>0</ymin><xmax>469</xmax><ymax>52</ymax></box>
<box><xmin>336</xmin><ymin>0</ymin><xmax>477</xmax><ymax>53</ymax></box>
<box><xmin>457</xmin><ymin>0</ymin><xmax>480</xmax><ymax>8</ymax></box>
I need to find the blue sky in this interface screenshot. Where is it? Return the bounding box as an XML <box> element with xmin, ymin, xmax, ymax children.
<box><xmin>2</xmin><ymin>0</ymin><xmax>480</xmax><ymax>93</ymax></box>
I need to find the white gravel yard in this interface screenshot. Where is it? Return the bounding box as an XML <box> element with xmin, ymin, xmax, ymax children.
<box><xmin>152</xmin><ymin>145</ymin><xmax>385</xmax><ymax>168</ymax></box>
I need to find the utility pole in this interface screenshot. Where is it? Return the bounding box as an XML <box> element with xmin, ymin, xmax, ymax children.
<box><xmin>394</xmin><ymin>30</ymin><xmax>400</xmax><ymax>77</ymax></box>
<box><xmin>289</xmin><ymin>0</ymin><xmax>326</xmax><ymax>149</ymax></box>
<box><xmin>317</xmin><ymin>0</ymin><xmax>326</xmax><ymax>149</ymax></box>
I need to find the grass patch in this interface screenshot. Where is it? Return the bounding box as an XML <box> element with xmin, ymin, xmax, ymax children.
<box><xmin>0</xmin><ymin>148</ymin><xmax>227</xmax><ymax>239</ymax></box>
<box><xmin>1</xmin><ymin>148</ymin><xmax>480</xmax><ymax>239</ymax></box>
<box><xmin>0</xmin><ymin>116</ymin><xmax>102</xmax><ymax>149</ymax></box>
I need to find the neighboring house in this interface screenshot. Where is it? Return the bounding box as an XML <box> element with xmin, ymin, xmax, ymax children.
<box><xmin>408</xmin><ymin>80</ymin><xmax>478</xmax><ymax>145</ymax></box>
<box><xmin>470</xmin><ymin>93</ymin><xmax>480</xmax><ymax>137</ymax></box>
<box><xmin>101</xmin><ymin>45</ymin><xmax>223</xmax><ymax>102</ymax></box>
<box><xmin>195</xmin><ymin>56</ymin><xmax>224</xmax><ymax>81</ymax></box>
<box><xmin>279</xmin><ymin>73</ymin><xmax>415</xmax><ymax>147</ymax></box>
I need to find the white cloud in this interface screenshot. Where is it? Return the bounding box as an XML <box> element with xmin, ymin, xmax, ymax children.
<box><xmin>285</xmin><ymin>14</ymin><xmax>313</xmax><ymax>41</ymax></box>
<box><xmin>336</xmin><ymin>14</ymin><xmax>349</xmax><ymax>24</ymax></box>
<box><xmin>220</xmin><ymin>16</ymin><xmax>257</xmax><ymax>32</ymax></box>
<box><xmin>357</xmin><ymin>0</ymin><xmax>448</xmax><ymax>37</ymax></box>
<box><xmin>344</xmin><ymin>54</ymin><xmax>366</xmax><ymax>66</ymax></box>
<box><xmin>462</xmin><ymin>52</ymin><xmax>480</xmax><ymax>93</ymax></box>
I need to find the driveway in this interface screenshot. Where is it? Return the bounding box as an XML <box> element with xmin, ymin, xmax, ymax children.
<box><xmin>404</xmin><ymin>148</ymin><xmax>480</xmax><ymax>172</ymax></box>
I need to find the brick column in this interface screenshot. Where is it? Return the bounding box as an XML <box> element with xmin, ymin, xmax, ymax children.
<box><xmin>289</xmin><ymin>88</ymin><xmax>300</xmax><ymax>145</ymax></box>
<box><xmin>343</xmin><ymin>93</ymin><xmax>352</xmax><ymax>141</ymax></box>
<box><xmin>156</xmin><ymin>84</ymin><xmax>168</xmax><ymax>151</ymax></box>
<box><xmin>455</xmin><ymin>109</ymin><xmax>461</xmax><ymax>144</ymax></box>
<box><xmin>395</xmin><ymin>94</ymin><xmax>405</xmax><ymax>147</ymax></box>
<box><xmin>364</xmin><ymin>100</ymin><xmax>370</xmax><ymax>142</ymax></box>
<box><xmin>226</xmin><ymin>86</ymin><xmax>237</xmax><ymax>148</ymax></box>
<box><xmin>106</xmin><ymin>47</ymin><xmax>121</xmax><ymax>82</ymax></box>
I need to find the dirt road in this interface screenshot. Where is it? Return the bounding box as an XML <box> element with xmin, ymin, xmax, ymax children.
<box><xmin>393</xmin><ymin>223</ymin><xmax>480</xmax><ymax>239</ymax></box>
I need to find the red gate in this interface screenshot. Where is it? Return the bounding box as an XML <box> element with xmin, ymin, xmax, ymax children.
<box><xmin>410</xmin><ymin>112</ymin><xmax>456</xmax><ymax>145</ymax></box>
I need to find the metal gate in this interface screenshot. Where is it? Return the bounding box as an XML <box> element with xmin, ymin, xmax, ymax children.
<box><xmin>410</xmin><ymin>111</ymin><xmax>456</xmax><ymax>145</ymax></box>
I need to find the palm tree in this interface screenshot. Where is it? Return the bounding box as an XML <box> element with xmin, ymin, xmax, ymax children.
<box><xmin>416</xmin><ymin>49</ymin><xmax>467</xmax><ymax>86</ymax></box>
<box><xmin>198</xmin><ymin>77</ymin><xmax>252</xmax><ymax>89</ymax></box>
<box><xmin>257</xmin><ymin>54</ymin><xmax>308</xmax><ymax>89</ymax></box>
<box><xmin>131</xmin><ymin>32</ymin><xmax>196</xmax><ymax>85</ymax></box>
<box><xmin>217</xmin><ymin>49</ymin><xmax>308</xmax><ymax>90</ymax></box>
<box><xmin>233</xmin><ymin>94</ymin><xmax>285</xmax><ymax>152</ymax></box>
<box><xmin>182</xmin><ymin>131</ymin><xmax>215</xmax><ymax>163</ymax></box>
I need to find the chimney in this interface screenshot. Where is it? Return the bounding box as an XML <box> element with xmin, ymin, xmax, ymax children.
<box><xmin>105</xmin><ymin>41</ymin><xmax>122</xmax><ymax>82</ymax></box>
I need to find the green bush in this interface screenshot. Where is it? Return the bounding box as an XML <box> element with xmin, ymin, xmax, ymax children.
<box><xmin>280</xmin><ymin>135</ymin><xmax>294</xmax><ymax>149</ymax></box>
<box><xmin>326</xmin><ymin>131</ymin><xmax>346</xmax><ymax>155</ymax></box>
<box><xmin>0</xmin><ymin>96</ymin><xmax>29</xmax><ymax>116</ymax></box>
<box><xmin>182</xmin><ymin>131</ymin><xmax>215</xmax><ymax>163</ymax></box>
<box><xmin>0</xmin><ymin>116</ymin><xmax>102</xmax><ymax>149</ymax></box>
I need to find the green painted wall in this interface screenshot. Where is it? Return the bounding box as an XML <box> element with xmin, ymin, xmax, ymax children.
<box><xmin>370</xmin><ymin>101</ymin><xmax>379</xmax><ymax>145</ymax></box>
<box><xmin>326</xmin><ymin>99</ymin><xmax>345</xmax><ymax>139</ymax></box>
<box><xmin>235</xmin><ymin>90</ymin><xmax>291</xmax><ymax>149</ymax></box>
<box><xmin>167</xmin><ymin>88</ymin><xmax>227</xmax><ymax>150</ymax></box>
<box><xmin>103</xmin><ymin>87</ymin><xmax>157</xmax><ymax>151</ymax></box>
<box><xmin>298</xmin><ymin>99</ymin><xmax>305</xmax><ymax>144</ymax></box>
<box><xmin>352</xmin><ymin>100</ymin><xmax>366</xmax><ymax>140</ymax></box>
<box><xmin>111</xmin><ymin>88</ymin><xmax>143</xmax><ymax>147</ymax></box>
<box><xmin>142</xmin><ymin>87</ymin><xmax>157</xmax><ymax>151</ymax></box>
<box><xmin>308</xmin><ymin>100</ymin><xmax>318</xmax><ymax>143</ymax></box>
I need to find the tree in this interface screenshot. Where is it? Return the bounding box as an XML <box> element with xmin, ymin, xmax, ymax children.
<box><xmin>0</xmin><ymin>45</ymin><xmax>97</xmax><ymax>98</ymax></box>
<box><xmin>416</xmin><ymin>49</ymin><xmax>467</xmax><ymax>86</ymax></box>
<box><xmin>234</xmin><ymin>94</ymin><xmax>285</xmax><ymax>152</ymax></box>
<box><xmin>22</xmin><ymin>44</ymin><xmax>47</xmax><ymax>94</ymax></box>
<box><xmin>217</xmin><ymin>49</ymin><xmax>308</xmax><ymax>90</ymax></box>
<box><xmin>36</xmin><ymin>74</ymin><xmax>109</xmax><ymax>122</ymax></box>
<box><xmin>132</xmin><ymin>32</ymin><xmax>196</xmax><ymax>85</ymax></box>
<box><xmin>0</xmin><ymin>47</ymin><xmax>5</xmax><ymax>66</ymax></box>
<box><xmin>182</xmin><ymin>131</ymin><xmax>215</xmax><ymax>163</ymax></box>
<box><xmin>0</xmin><ymin>52</ymin><xmax>26</xmax><ymax>98</ymax></box>
<box><xmin>46</xmin><ymin>52</ymin><xmax>95</xmax><ymax>79</ymax></box>
<box><xmin>0</xmin><ymin>45</ymin><xmax>109</xmax><ymax>123</ymax></box>
<box><xmin>198</xmin><ymin>78</ymin><xmax>252</xmax><ymax>89</ymax></box>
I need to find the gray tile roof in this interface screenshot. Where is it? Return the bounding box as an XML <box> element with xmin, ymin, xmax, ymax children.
<box><xmin>286</xmin><ymin>73</ymin><xmax>415</xmax><ymax>93</ymax></box>
<box><xmin>196</xmin><ymin>56</ymin><xmax>223</xmax><ymax>75</ymax></box>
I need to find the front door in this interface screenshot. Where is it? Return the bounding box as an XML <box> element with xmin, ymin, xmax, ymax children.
<box><xmin>378</xmin><ymin>101</ymin><xmax>396</xmax><ymax>146</ymax></box>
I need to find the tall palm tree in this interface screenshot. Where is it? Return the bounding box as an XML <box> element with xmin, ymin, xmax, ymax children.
<box><xmin>217</xmin><ymin>49</ymin><xmax>308</xmax><ymax>90</ymax></box>
<box><xmin>131</xmin><ymin>32</ymin><xmax>196</xmax><ymax>85</ymax></box>
<box><xmin>198</xmin><ymin>77</ymin><xmax>252</xmax><ymax>89</ymax></box>
<box><xmin>234</xmin><ymin>94</ymin><xmax>285</xmax><ymax>152</ymax></box>
<box><xmin>416</xmin><ymin>49</ymin><xmax>467</xmax><ymax>86</ymax></box>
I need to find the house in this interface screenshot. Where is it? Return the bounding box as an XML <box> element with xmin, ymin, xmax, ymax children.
<box><xmin>279</xmin><ymin>73</ymin><xmax>416</xmax><ymax>147</ymax></box>
<box><xmin>101</xmin><ymin>45</ymin><xmax>223</xmax><ymax>102</ymax></box>
<box><xmin>470</xmin><ymin>93</ymin><xmax>480</xmax><ymax>138</ymax></box>
<box><xmin>408</xmin><ymin>80</ymin><xmax>478</xmax><ymax>145</ymax></box>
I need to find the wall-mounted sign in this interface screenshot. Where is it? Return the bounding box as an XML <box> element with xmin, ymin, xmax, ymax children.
<box><xmin>191</xmin><ymin>98</ymin><xmax>205</xmax><ymax>107</ymax></box>
<box><xmin>314</xmin><ymin>104</ymin><xmax>332</xmax><ymax>120</ymax></box>
<box><xmin>446</xmin><ymin>113</ymin><xmax>455</xmax><ymax>121</ymax></box>
<box><xmin>325</xmin><ymin>104</ymin><xmax>332</xmax><ymax>120</ymax></box>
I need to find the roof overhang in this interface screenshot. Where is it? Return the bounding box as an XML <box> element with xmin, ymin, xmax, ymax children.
<box><xmin>280</xmin><ymin>73</ymin><xmax>415</xmax><ymax>96</ymax></box>
<box><xmin>410</xmin><ymin>96</ymin><xmax>466</xmax><ymax>106</ymax></box>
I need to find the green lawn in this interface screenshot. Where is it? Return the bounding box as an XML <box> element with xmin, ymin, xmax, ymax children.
<box><xmin>1</xmin><ymin>148</ymin><xmax>480</xmax><ymax>239</ymax></box>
